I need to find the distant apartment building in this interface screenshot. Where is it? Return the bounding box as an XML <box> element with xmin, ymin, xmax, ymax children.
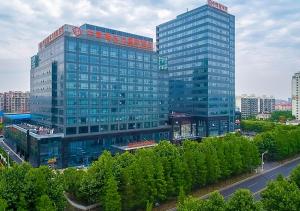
<box><xmin>238</xmin><ymin>95</ymin><xmax>275</xmax><ymax>119</ymax></box>
<box><xmin>0</xmin><ymin>91</ymin><xmax>30</xmax><ymax>113</ymax></box>
<box><xmin>292</xmin><ymin>72</ymin><xmax>300</xmax><ymax>120</ymax></box>
<box><xmin>240</xmin><ymin>96</ymin><xmax>258</xmax><ymax>119</ymax></box>
<box><xmin>0</xmin><ymin>93</ymin><xmax>4</xmax><ymax>111</ymax></box>
<box><xmin>259</xmin><ymin>96</ymin><xmax>275</xmax><ymax>113</ymax></box>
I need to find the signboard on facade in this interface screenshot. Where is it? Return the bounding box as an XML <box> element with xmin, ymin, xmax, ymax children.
<box><xmin>72</xmin><ymin>27</ymin><xmax>153</xmax><ymax>51</ymax></box>
<box><xmin>39</xmin><ymin>26</ymin><xmax>64</xmax><ymax>50</ymax></box>
<box><xmin>207</xmin><ymin>0</ymin><xmax>228</xmax><ymax>13</ymax></box>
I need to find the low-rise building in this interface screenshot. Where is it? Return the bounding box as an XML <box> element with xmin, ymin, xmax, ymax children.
<box><xmin>275</xmin><ymin>102</ymin><xmax>292</xmax><ymax>111</ymax></box>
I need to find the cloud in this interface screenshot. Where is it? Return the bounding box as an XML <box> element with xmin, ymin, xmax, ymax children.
<box><xmin>0</xmin><ymin>0</ymin><xmax>299</xmax><ymax>99</ymax></box>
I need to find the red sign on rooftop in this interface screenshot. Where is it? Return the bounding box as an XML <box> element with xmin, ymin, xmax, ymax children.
<box><xmin>39</xmin><ymin>26</ymin><xmax>64</xmax><ymax>50</ymax></box>
<box><xmin>207</xmin><ymin>0</ymin><xmax>228</xmax><ymax>13</ymax></box>
<box><xmin>72</xmin><ymin>27</ymin><xmax>153</xmax><ymax>51</ymax></box>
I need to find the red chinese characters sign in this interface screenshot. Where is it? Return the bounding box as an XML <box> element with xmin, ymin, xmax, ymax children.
<box><xmin>72</xmin><ymin>27</ymin><xmax>153</xmax><ymax>51</ymax></box>
<box><xmin>39</xmin><ymin>26</ymin><xmax>64</xmax><ymax>50</ymax></box>
<box><xmin>207</xmin><ymin>0</ymin><xmax>228</xmax><ymax>13</ymax></box>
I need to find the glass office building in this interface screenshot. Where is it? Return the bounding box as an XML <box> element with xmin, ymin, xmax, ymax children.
<box><xmin>157</xmin><ymin>1</ymin><xmax>235</xmax><ymax>137</ymax></box>
<box><xmin>9</xmin><ymin>24</ymin><xmax>170</xmax><ymax>168</ymax></box>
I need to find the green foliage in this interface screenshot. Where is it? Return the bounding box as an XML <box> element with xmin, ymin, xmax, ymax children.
<box><xmin>61</xmin><ymin>168</ymin><xmax>85</xmax><ymax>199</ymax></box>
<box><xmin>0</xmin><ymin>198</ymin><xmax>8</xmax><ymax>211</ymax></box>
<box><xmin>67</xmin><ymin>137</ymin><xmax>260</xmax><ymax>210</ymax></box>
<box><xmin>145</xmin><ymin>200</ymin><xmax>153</xmax><ymax>211</ymax></box>
<box><xmin>290</xmin><ymin>165</ymin><xmax>300</xmax><ymax>188</ymax></box>
<box><xmin>270</xmin><ymin>111</ymin><xmax>295</xmax><ymax>122</ymax></box>
<box><xmin>177</xmin><ymin>196</ymin><xmax>204</xmax><ymax>211</ymax></box>
<box><xmin>79</xmin><ymin>151</ymin><xmax>115</xmax><ymax>204</ymax></box>
<box><xmin>177</xmin><ymin>186</ymin><xmax>185</xmax><ymax>206</ymax></box>
<box><xmin>0</xmin><ymin>123</ymin><xmax>3</xmax><ymax>133</ymax></box>
<box><xmin>261</xmin><ymin>175</ymin><xmax>300</xmax><ymax>211</ymax></box>
<box><xmin>0</xmin><ymin>163</ymin><xmax>65</xmax><ymax>211</ymax></box>
<box><xmin>35</xmin><ymin>195</ymin><xmax>56</xmax><ymax>211</ymax></box>
<box><xmin>254</xmin><ymin>126</ymin><xmax>300</xmax><ymax>161</ymax></box>
<box><xmin>241</xmin><ymin>120</ymin><xmax>275</xmax><ymax>133</ymax></box>
<box><xmin>226</xmin><ymin>189</ymin><xmax>262</xmax><ymax>211</ymax></box>
<box><xmin>102</xmin><ymin>175</ymin><xmax>121</xmax><ymax>211</ymax></box>
<box><xmin>205</xmin><ymin>191</ymin><xmax>225</xmax><ymax>211</ymax></box>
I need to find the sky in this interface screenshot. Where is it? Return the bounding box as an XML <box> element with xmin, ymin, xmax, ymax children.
<box><xmin>0</xmin><ymin>0</ymin><xmax>299</xmax><ymax>100</ymax></box>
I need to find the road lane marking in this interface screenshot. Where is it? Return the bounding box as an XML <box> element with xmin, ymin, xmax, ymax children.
<box><xmin>247</xmin><ymin>182</ymin><xmax>258</xmax><ymax>188</ymax></box>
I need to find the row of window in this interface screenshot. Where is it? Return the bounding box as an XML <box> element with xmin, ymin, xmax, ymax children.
<box><xmin>65</xmin><ymin>53</ymin><xmax>157</xmax><ymax>68</ymax></box>
<box><xmin>65</xmin><ymin>123</ymin><xmax>169</xmax><ymax>136</ymax></box>
<box><xmin>158</xmin><ymin>17</ymin><xmax>230</xmax><ymax>37</ymax></box>
<box><xmin>67</xmin><ymin>40</ymin><xmax>155</xmax><ymax>62</ymax></box>
<box><xmin>66</xmin><ymin>107</ymin><xmax>165</xmax><ymax>115</ymax></box>
<box><xmin>66</xmin><ymin>63</ymin><xmax>160</xmax><ymax>77</ymax></box>
<box><xmin>66</xmin><ymin>83</ymin><xmax>159</xmax><ymax>92</ymax></box>
<box><xmin>158</xmin><ymin>9</ymin><xmax>230</xmax><ymax>32</ymax></box>
<box><xmin>159</xmin><ymin>31</ymin><xmax>229</xmax><ymax>48</ymax></box>
<box><xmin>65</xmin><ymin>90</ymin><xmax>167</xmax><ymax>98</ymax></box>
<box><xmin>159</xmin><ymin>39</ymin><xmax>229</xmax><ymax>55</ymax></box>
<box><xmin>66</xmin><ymin>118</ymin><xmax>161</xmax><ymax>128</ymax></box>
<box><xmin>66</xmin><ymin>73</ymin><xmax>159</xmax><ymax>84</ymax></box>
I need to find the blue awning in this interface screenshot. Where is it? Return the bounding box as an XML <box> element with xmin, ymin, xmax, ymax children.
<box><xmin>4</xmin><ymin>113</ymin><xmax>31</xmax><ymax>120</ymax></box>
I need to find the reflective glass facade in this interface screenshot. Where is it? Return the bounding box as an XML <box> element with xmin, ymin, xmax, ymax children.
<box><xmin>31</xmin><ymin>24</ymin><xmax>169</xmax><ymax>136</ymax></box>
<box><xmin>157</xmin><ymin>4</ymin><xmax>235</xmax><ymax>136</ymax></box>
<box><xmin>28</xmin><ymin>24</ymin><xmax>170</xmax><ymax>167</ymax></box>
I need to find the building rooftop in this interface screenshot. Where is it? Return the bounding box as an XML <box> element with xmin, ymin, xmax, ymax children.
<box><xmin>111</xmin><ymin>140</ymin><xmax>157</xmax><ymax>151</ymax></box>
<box><xmin>12</xmin><ymin>123</ymin><xmax>64</xmax><ymax>140</ymax></box>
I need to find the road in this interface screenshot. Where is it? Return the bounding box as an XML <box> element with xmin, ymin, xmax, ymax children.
<box><xmin>167</xmin><ymin>156</ymin><xmax>300</xmax><ymax>211</ymax></box>
<box><xmin>219</xmin><ymin>156</ymin><xmax>300</xmax><ymax>200</ymax></box>
<box><xmin>0</xmin><ymin>138</ymin><xmax>24</xmax><ymax>164</ymax></box>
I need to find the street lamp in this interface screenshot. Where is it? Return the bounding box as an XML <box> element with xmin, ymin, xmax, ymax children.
<box><xmin>6</xmin><ymin>150</ymin><xmax>10</xmax><ymax>168</ymax></box>
<box><xmin>261</xmin><ymin>151</ymin><xmax>268</xmax><ymax>172</ymax></box>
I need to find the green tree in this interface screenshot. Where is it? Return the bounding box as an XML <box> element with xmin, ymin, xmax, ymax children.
<box><xmin>205</xmin><ymin>191</ymin><xmax>225</xmax><ymax>211</ymax></box>
<box><xmin>61</xmin><ymin>168</ymin><xmax>85</xmax><ymax>199</ymax></box>
<box><xmin>35</xmin><ymin>195</ymin><xmax>56</xmax><ymax>211</ymax></box>
<box><xmin>102</xmin><ymin>175</ymin><xmax>121</xmax><ymax>211</ymax></box>
<box><xmin>0</xmin><ymin>198</ymin><xmax>8</xmax><ymax>211</ymax></box>
<box><xmin>128</xmin><ymin>149</ymin><xmax>166</xmax><ymax>208</ymax></box>
<box><xmin>177</xmin><ymin>196</ymin><xmax>203</xmax><ymax>211</ymax></box>
<box><xmin>0</xmin><ymin>163</ymin><xmax>31</xmax><ymax>210</ymax></box>
<box><xmin>16</xmin><ymin>194</ymin><xmax>27</xmax><ymax>211</ymax></box>
<box><xmin>241</xmin><ymin>120</ymin><xmax>275</xmax><ymax>133</ymax></box>
<box><xmin>226</xmin><ymin>189</ymin><xmax>261</xmax><ymax>211</ymax></box>
<box><xmin>119</xmin><ymin>166</ymin><xmax>137</xmax><ymax>210</ymax></box>
<box><xmin>261</xmin><ymin>175</ymin><xmax>300</xmax><ymax>211</ymax></box>
<box><xmin>202</xmin><ymin>141</ymin><xmax>220</xmax><ymax>184</ymax></box>
<box><xmin>80</xmin><ymin>151</ymin><xmax>115</xmax><ymax>204</ymax></box>
<box><xmin>154</xmin><ymin>141</ymin><xmax>186</xmax><ymax>196</ymax></box>
<box><xmin>23</xmin><ymin>166</ymin><xmax>66</xmax><ymax>211</ymax></box>
<box><xmin>182</xmin><ymin>141</ymin><xmax>207</xmax><ymax>188</ymax></box>
<box><xmin>177</xmin><ymin>186</ymin><xmax>186</xmax><ymax>206</ymax></box>
<box><xmin>270</xmin><ymin>111</ymin><xmax>295</xmax><ymax>122</ymax></box>
<box><xmin>290</xmin><ymin>165</ymin><xmax>300</xmax><ymax>188</ymax></box>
